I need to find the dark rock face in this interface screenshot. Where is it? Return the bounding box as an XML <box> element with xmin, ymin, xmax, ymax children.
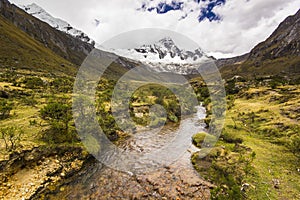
<box><xmin>249</xmin><ymin>9</ymin><xmax>300</xmax><ymax>61</ymax></box>
<box><xmin>0</xmin><ymin>0</ymin><xmax>94</xmax><ymax>66</ymax></box>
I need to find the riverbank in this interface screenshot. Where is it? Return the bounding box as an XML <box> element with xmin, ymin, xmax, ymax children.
<box><xmin>0</xmin><ymin>145</ymin><xmax>90</xmax><ymax>200</ymax></box>
<box><xmin>192</xmin><ymin>82</ymin><xmax>300</xmax><ymax>199</ymax></box>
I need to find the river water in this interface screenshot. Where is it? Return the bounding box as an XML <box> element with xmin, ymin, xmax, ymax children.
<box><xmin>43</xmin><ymin>106</ymin><xmax>213</xmax><ymax>199</ymax></box>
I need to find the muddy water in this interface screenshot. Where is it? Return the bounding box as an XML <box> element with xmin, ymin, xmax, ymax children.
<box><xmin>44</xmin><ymin>106</ymin><xmax>213</xmax><ymax>199</ymax></box>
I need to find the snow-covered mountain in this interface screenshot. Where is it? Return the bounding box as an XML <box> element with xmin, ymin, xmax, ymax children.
<box><xmin>106</xmin><ymin>37</ymin><xmax>207</xmax><ymax>64</ymax></box>
<box><xmin>19</xmin><ymin>3</ymin><xmax>95</xmax><ymax>45</ymax></box>
<box><xmin>103</xmin><ymin>37</ymin><xmax>210</xmax><ymax>75</ymax></box>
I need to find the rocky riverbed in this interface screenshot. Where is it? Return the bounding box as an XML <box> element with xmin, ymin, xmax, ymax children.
<box><xmin>0</xmin><ymin>146</ymin><xmax>89</xmax><ymax>200</ymax></box>
<box><xmin>36</xmin><ymin>106</ymin><xmax>213</xmax><ymax>199</ymax></box>
<box><xmin>0</xmin><ymin>106</ymin><xmax>213</xmax><ymax>199</ymax></box>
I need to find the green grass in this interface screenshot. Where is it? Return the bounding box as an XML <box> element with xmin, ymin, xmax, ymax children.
<box><xmin>0</xmin><ymin>69</ymin><xmax>76</xmax><ymax>158</ymax></box>
<box><xmin>0</xmin><ymin>15</ymin><xmax>76</xmax><ymax>75</ymax></box>
<box><xmin>220</xmin><ymin>56</ymin><xmax>300</xmax><ymax>80</ymax></box>
<box><xmin>219</xmin><ymin>84</ymin><xmax>300</xmax><ymax>199</ymax></box>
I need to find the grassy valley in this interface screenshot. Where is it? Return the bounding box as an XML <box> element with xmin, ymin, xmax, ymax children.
<box><xmin>0</xmin><ymin>0</ymin><xmax>299</xmax><ymax>199</ymax></box>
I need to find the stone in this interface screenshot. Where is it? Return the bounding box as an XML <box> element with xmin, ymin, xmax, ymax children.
<box><xmin>272</xmin><ymin>179</ymin><xmax>280</xmax><ymax>189</ymax></box>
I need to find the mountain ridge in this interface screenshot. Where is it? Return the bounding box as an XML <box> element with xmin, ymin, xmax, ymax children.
<box><xmin>103</xmin><ymin>37</ymin><xmax>210</xmax><ymax>75</ymax></box>
<box><xmin>108</xmin><ymin>37</ymin><xmax>206</xmax><ymax>64</ymax></box>
<box><xmin>219</xmin><ymin>9</ymin><xmax>300</xmax><ymax>79</ymax></box>
<box><xmin>0</xmin><ymin>0</ymin><xmax>94</xmax><ymax>66</ymax></box>
<box><xmin>1</xmin><ymin>0</ymin><xmax>299</xmax><ymax>79</ymax></box>
<box><xmin>0</xmin><ymin>13</ymin><xmax>76</xmax><ymax>75</ymax></box>
<box><xmin>19</xmin><ymin>3</ymin><xmax>95</xmax><ymax>45</ymax></box>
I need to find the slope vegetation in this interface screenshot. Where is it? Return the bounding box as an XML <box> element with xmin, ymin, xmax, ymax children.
<box><xmin>0</xmin><ymin>15</ymin><xmax>76</xmax><ymax>75</ymax></box>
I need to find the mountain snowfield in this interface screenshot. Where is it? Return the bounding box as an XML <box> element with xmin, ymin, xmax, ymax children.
<box><xmin>101</xmin><ymin>37</ymin><xmax>211</xmax><ymax>75</ymax></box>
<box><xmin>19</xmin><ymin>3</ymin><xmax>95</xmax><ymax>45</ymax></box>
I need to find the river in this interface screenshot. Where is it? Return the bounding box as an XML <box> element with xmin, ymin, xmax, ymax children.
<box><xmin>41</xmin><ymin>106</ymin><xmax>213</xmax><ymax>199</ymax></box>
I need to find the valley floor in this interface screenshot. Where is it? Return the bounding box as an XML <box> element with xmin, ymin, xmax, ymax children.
<box><xmin>0</xmin><ymin>67</ymin><xmax>300</xmax><ymax>199</ymax></box>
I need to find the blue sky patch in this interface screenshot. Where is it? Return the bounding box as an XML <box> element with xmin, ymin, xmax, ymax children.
<box><xmin>146</xmin><ymin>1</ymin><xmax>184</xmax><ymax>14</ymax></box>
<box><xmin>140</xmin><ymin>0</ymin><xmax>226</xmax><ymax>22</ymax></box>
<box><xmin>198</xmin><ymin>0</ymin><xmax>226</xmax><ymax>22</ymax></box>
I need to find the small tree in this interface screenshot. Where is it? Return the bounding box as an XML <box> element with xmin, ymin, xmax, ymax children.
<box><xmin>0</xmin><ymin>127</ymin><xmax>23</xmax><ymax>151</ymax></box>
<box><xmin>0</xmin><ymin>99</ymin><xmax>13</xmax><ymax>119</ymax></box>
<box><xmin>40</xmin><ymin>102</ymin><xmax>74</xmax><ymax>143</ymax></box>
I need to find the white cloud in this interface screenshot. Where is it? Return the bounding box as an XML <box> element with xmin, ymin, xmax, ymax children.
<box><xmin>9</xmin><ymin>0</ymin><xmax>300</xmax><ymax>58</ymax></box>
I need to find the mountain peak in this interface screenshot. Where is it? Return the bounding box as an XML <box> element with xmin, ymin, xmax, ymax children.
<box><xmin>158</xmin><ymin>37</ymin><xmax>176</xmax><ymax>45</ymax></box>
<box><xmin>19</xmin><ymin>3</ymin><xmax>95</xmax><ymax>45</ymax></box>
<box><xmin>102</xmin><ymin>37</ymin><xmax>209</xmax><ymax>74</ymax></box>
<box><xmin>156</xmin><ymin>37</ymin><xmax>179</xmax><ymax>52</ymax></box>
<box><xmin>126</xmin><ymin>37</ymin><xmax>206</xmax><ymax>64</ymax></box>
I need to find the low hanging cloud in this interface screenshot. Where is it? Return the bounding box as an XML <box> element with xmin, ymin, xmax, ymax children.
<box><xmin>10</xmin><ymin>0</ymin><xmax>300</xmax><ymax>58</ymax></box>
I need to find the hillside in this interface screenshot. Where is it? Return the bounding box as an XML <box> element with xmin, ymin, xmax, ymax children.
<box><xmin>0</xmin><ymin>14</ymin><xmax>76</xmax><ymax>75</ymax></box>
<box><xmin>0</xmin><ymin>0</ymin><xmax>94</xmax><ymax>66</ymax></box>
<box><xmin>20</xmin><ymin>3</ymin><xmax>94</xmax><ymax>45</ymax></box>
<box><xmin>220</xmin><ymin>9</ymin><xmax>300</xmax><ymax>79</ymax></box>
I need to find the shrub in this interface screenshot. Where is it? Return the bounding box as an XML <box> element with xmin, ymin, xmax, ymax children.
<box><xmin>168</xmin><ymin>113</ymin><xmax>178</xmax><ymax>123</ymax></box>
<box><xmin>0</xmin><ymin>127</ymin><xmax>23</xmax><ymax>151</ymax></box>
<box><xmin>289</xmin><ymin>134</ymin><xmax>300</xmax><ymax>158</ymax></box>
<box><xmin>221</xmin><ymin>131</ymin><xmax>243</xmax><ymax>144</ymax></box>
<box><xmin>0</xmin><ymin>99</ymin><xmax>13</xmax><ymax>119</ymax></box>
<box><xmin>50</xmin><ymin>77</ymin><xmax>73</xmax><ymax>93</ymax></box>
<box><xmin>20</xmin><ymin>95</ymin><xmax>38</xmax><ymax>107</ymax></box>
<box><xmin>192</xmin><ymin>132</ymin><xmax>216</xmax><ymax>148</ymax></box>
<box><xmin>23</xmin><ymin>77</ymin><xmax>44</xmax><ymax>89</ymax></box>
<box><xmin>40</xmin><ymin>102</ymin><xmax>75</xmax><ymax>143</ymax></box>
<box><xmin>225</xmin><ymin>80</ymin><xmax>239</xmax><ymax>95</ymax></box>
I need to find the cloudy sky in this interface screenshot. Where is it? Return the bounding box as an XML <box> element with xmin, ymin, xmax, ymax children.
<box><xmin>10</xmin><ymin>0</ymin><xmax>300</xmax><ymax>58</ymax></box>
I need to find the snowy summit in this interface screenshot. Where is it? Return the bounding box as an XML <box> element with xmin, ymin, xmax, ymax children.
<box><xmin>19</xmin><ymin>3</ymin><xmax>95</xmax><ymax>45</ymax></box>
<box><xmin>102</xmin><ymin>37</ymin><xmax>210</xmax><ymax>74</ymax></box>
<box><xmin>105</xmin><ymin>37</ymin><xmax>208</xmax><ymax>64</ymax></box>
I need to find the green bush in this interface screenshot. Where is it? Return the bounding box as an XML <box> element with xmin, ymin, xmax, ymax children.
<box><xmin>23</xmin><ymin>77</ymin><xmax>44</xmax><ymax>89</ymax></box>
<box><xmin>225</xmin><ymin>80</ymin><xmax>239</xmax><ymax>95</ymax></box>
<box><xmin>0</xmin><ymin>99</ymin><xmax>13</xmax><ymax>119</ymax></box>
<box><xmin>192</xmin><ymin>147</ymin><xmax>255</xmax><ymax>200</ymax></box>
<box><xmin>221</xmin><ymin>131</ymin><xmax>243</xmax><ymax>144</ymax></box>
<box><xmin>50</xmin><ymin>77</ymin><xmax>73</xmax><ymax>93</ymax></box>
<box><xmin>0</xmin><ymin>126</ymin><xmax>23</xmax><ymax>151</ymax></box>
<box><xmin>20</xmin><ymin>95</ymin><xmax>38</xmax><ymax>107</ymax></box>
<box><xmin>40</xmin><ymin>102</ymin><xmax>75</xmax><ymax>143</ymax></box>
<box><xmin>192</xmin><ymin>132</ymin><xmax>216</xmax><ymax>148</ymax></box>
<box><xmin>168</xmin><ymin>113</ymin><xmax>178</xmax><ymax>123</ymax></box>
<box><xmin>96</xmin><ymin>101</ymin><xmax>120</xmax><ymax>141</ymax></box>
<box><xmin>289</xmin><ymin>134</ymin><xmax>300</xmax><ymax>158</ymax></box>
